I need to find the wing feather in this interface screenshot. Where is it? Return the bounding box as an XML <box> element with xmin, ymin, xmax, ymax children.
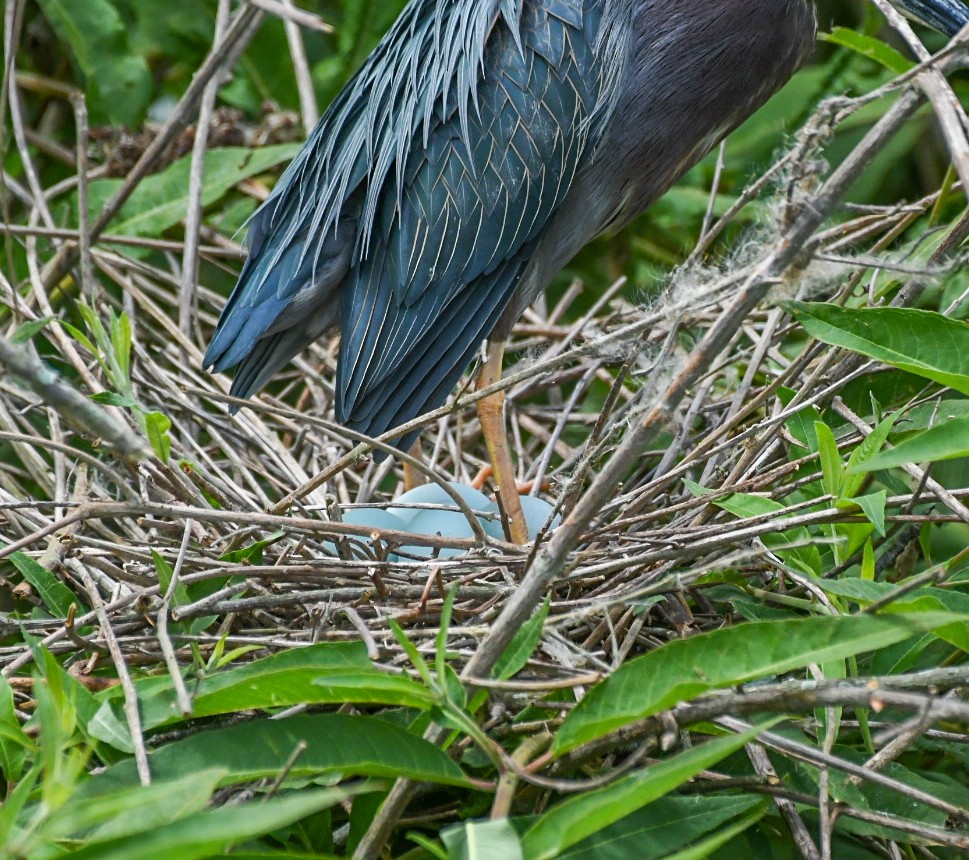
<box><xmin>205</xmin><ymin>0</ymin><xmax>630</xmax><ymax>439</ymax></box>
<box><xmin>338</xmin><ymin>0</ymin><xmax>630</xmax><ymax>437</ymax></box>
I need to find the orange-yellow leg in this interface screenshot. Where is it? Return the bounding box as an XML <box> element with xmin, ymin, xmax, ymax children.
<box><xmin>470</xmin><ymin>465</ymin><xmax>548</xmax><ymax>496</ymax></box>
<box><xmin>470</xmin><ymin>464</ymin><xmax>493</xmax><ymax>490</ymax></box>
<box><xmin>477</xmin><ymin>340</ymin><xmax>529</xmax><ymax>544</ymax></box>
<box><xmin>402</xmin><ymin>439</ymin><xmax>426</xmax><ymax>491</ymax></box>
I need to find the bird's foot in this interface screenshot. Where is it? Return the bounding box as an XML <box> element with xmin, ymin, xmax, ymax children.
<box><xmin>470</xmin><ymin>465</ymin><xmax>549</xmax><ymax>496</ymax></box>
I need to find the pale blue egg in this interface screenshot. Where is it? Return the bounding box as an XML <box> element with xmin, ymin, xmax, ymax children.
<box><xmin>482</xmin><ymin>495</ymin><xmax>561</xmax><ymax>541</ymax></box>
<box><xmin>388</xmin><ymin>482</ymin><xmax>503</xmax><ymax>561</ymax></box>
<box><xmin>322</xmin><ymin>508</ymin><xmax>408</xmax><ymax>558</ymax></box>
<box><xmin>388</xmin><ymin>482</ymin><xmax>503</xmax><ymax>537</ymax></box>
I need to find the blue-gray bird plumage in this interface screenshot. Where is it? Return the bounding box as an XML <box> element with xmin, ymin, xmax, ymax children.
<box><xmin>205</xmin><ymin>0</ymin><xmax>966</xmax><ymax>446</ymax></box>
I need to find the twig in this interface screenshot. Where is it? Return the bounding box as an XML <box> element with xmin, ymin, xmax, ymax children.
<box><xmin>280</xmin><ymin>0</ymin><xmax>319</xmax><ymax>130</ymax></box>
<box><xmin>69</xmin><ymin>92</ymin><xmax>95</xmax><ymax>302</ymax></box>
<box><xmin>0</xmin><ymin>334</ymin><xmax>148</xmax><ymax>460</ymax></box>
<box><xmin>872</xmin><ymin>2</ymin><xmax>969</xmax><ymax>199</ymax></box>
<box><xmin>72</xmin><ymin>559</ymin><xmax>151</xmax><ymax>786</ymax></box>
<box><xmin>156</xmin><ymin>519</ymin><xmax>195</xmax><ymax>716</ymax></box>
<box><xmin>746</xmin><ymin>743</ymin><xmax>820</xmax><ymax>860</ymax></box>
<box><xmin>721</xmin><ymin>716</ymin><xmax>969</xmax><ymax>824</ymax></box>
<box><xmin>180</xmin><ymin>0</ymin><xmax>231</xmax><ymax>338</ymax></box>
<box><xmin>248</xmin><ymin>0</ymin><xmax>332</xmax><ymax>32</ymax></box>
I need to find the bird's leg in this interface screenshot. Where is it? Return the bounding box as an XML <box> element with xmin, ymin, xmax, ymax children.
<box><xmin>477</xmin><ymin>339</ymin><xmax>529</xmax><ymax>544</ymax></box>
<box><xmin>402</xmin><ymin>440</ymin><xmax>427</xmax><ymax>491</ymax></box>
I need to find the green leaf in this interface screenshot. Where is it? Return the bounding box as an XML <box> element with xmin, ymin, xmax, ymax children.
<box><xmin>85</xmin><ymin>714</ymin><xmax>468</xmax><ymax>794</ymax></box>
<box><xmin>0</xmin><ymin>677</ymin><xmax>32</xmax><ymax>784</ymax></box>
<box><xmin>59</xmin><ymin>321</ymin><xmax>98</xmax><ymax>359</ymax></box>
<box><xmin>389</xmin><ymin>617</ymin><xmax>434</xmax><ymax>688</ymax></box>
<box><xmin>83</xmin><ymin>145</ymin><xmax>300</xmax><ymax>238</ymax></box>
<box><xmin>211</xmin><ymin>855</ymin><xmax>340</xmax><ymax>859</ymax></box>
<box><xmin>33</xmin><ymin>646</ymin><xmax>100</xmax><ymax>740</ymax></box>
<box><xmin>442</xmin><ymin>819</ymin><xmax>525</xmax><ymax>860</ymax></box>
<box><xmin>151</xmin><ymin>550</ymin><xmax>189</xmax><ymax>608</ymax></box>
<box><xmin>90</xmin><ymin>391</ymin><xmax>137</xmax><ymax>408</ymax></box>
<box><xmin>862</xmin><ymin>539</ymin><xmax>876</xmax><ymax>581</ymax></box>
<box><xmin>522</xmin><ymin>727</ymin><xmax>764</xmax><ymax>860</ymax></box>
<box><xmin>72</xmin><ymin>303</ymin><xmax>133</xmax><ymax>396</ymax></box>
<box><xmin>109</xmin><ymin>311</ymin><xmax>132</xmax><ymax>384</ymax></box>
<box><xmin>87</xmin><ymin>701</ymin><xmax>136</xmax><ymax>753</ymax></box>
<box><xmin>141</xmin><ymin>410</ymin><xmax>172</xmax><ymax>463</ymax></box>
<box><xmin>842</xmin><ymin>414</ymin><xmax>897</xmax><ymax>497</ymax></box>
<box><xmin>219</xmin><ymin>530</ymin><xmax>286</xmax><ymax>564</ymax></box>
<box><xmin>711</xmin><ymin>493</ymin><xmax>821</xmax><ymax>575</ymax></box>
<box><xmin>661</xmin><ymin>804</ymin><xmax>766</xmax><ymax>860</ymax></box>
<box><xmin>777</xmin><ymin>386</ymin><xmax>822</xmax><ymax>453</ymax></box>
<box><xmin>788</xmin><ymin>303</ymin><xmax>969</xmax><ymax>396</ymax></box>
<box><xmin>8</xmin><ymin>551</ymin><xmax>84</xmax><ymax>618</ymax></box>
<box><xmin>820</xmin><ymin>27</ymin><xmax>913</xmax><ymax>74</ymax></box>
<box><xmin>817</xmin><ymin>580</ymin><xmax>969</xmax><ymax>652</ymax></box>
<box><xmin>493</xmin><ymin>597</ymin><xmax>549</xmax><ymax>680</ymax></box>
<box><xmin>122</xmin><ymin>642</ymin><xmax>435</xmax><ymax>730</ymax></box>
<box><xmin>55</xmin><ymin>786</ymin><xmax>358</xmax><ymax>860</ymax></box>
<box><xmin>40</xmin><ymin>769</ymin><xmax>224</xmax><ymax>841</ymax></box>
<box><xmin>815</xmin><ymin>421</ymin><xmax>843</xmax><ymax>499</ymax></box>
<box><xmin>857</xmin><ymin>415</ymin><xmax>969</xmax><ymax>471</ymax></box>
<box><xmin>900</xmin><ymin>398</ymin><xmax>969</xmax><ymax>432</ymax></box>
<box><xmin>712</xmin><ymin>493</ymin><xmax>786</xmax><ymax>520</ymax></box>
<box><xmin>554</xmin><ymin>613</ymin><xmax>968</xmax><ymax>753</ymax></box>
<box><xmin>11</xmin><ymin>317</ymin><xmax>53</xmax><ymax>344</ymax></box>
<box><xmin>559</xmin><ymin>795</ymin><xmax>765</xmax><ymax>860</ymax></box>
<box><xmin>0</xmin><ymin>762</ymin><xmax>40</xmax><ymax>848</ymax></box>
<box><xmin>853</xmin><ymin>490</ymin><xmax>887</xmax><ymax>537</ymax></box>
<box><xmin>36</xmin><ymin>0</ymin><xmax>152</xmax><ymax>125</ymax></box>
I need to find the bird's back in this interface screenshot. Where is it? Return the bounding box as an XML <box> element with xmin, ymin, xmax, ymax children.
<box><xmin>515</xmin><ymin>0</ymin><xmax>816</xmax><ymax>298</ymax></box>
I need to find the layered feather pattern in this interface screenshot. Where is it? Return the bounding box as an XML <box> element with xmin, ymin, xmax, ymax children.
<box><xmin>204</xmin><ymin>0</ymin><xmax>629</xmax><ymax>442</ymax></box>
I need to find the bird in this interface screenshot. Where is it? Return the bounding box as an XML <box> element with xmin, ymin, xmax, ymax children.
<box><xmin>204</xmin><ymin>0</ymin><xmax>968</xmax><ymax>543</ymax></box>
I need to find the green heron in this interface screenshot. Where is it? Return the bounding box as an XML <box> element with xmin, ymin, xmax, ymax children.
<box><xmin>205</xmin><ymin>0</ymin><xmax>967</xmax><ymax>543</ymax></box>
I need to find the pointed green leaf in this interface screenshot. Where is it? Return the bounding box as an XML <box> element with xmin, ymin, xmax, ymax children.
<box><xmin>661</xmin><ymin>804</ymin><xmax>766</xmax><ymax>860</ymax></box>
<box><xmin>843</xmin><ymin>414</ymin><xmax>897</xmax><ymax>497</ymax></box>
<box><xmin>87</xmin><ymin>714</ymin><xmax>467</xmax><ymax>793</ymax></box>
<box><xmin>711</xmin><ymin>493</ymin><xmax>821</xmax><ymax>575</ymax></box>
<box><xmin>523</xmin><ymin>727</ymin><xmax>764</xmax><ymax>860</ymax></box>
<box><xmin>554</xmin><ymin>613</ymin><xmax>968</xmax><ymax>753</ymax></box>
<box><xmin>0</xmin><ymin>677</ymin><xmax>32</xmax><ymax>784</ymax></box>
<box><xmin>778</xmin><ymin>387</ymin><xmax>823</xmax><ymax>452</ymax></box>
<box><xmin>11</xmin><ymin>317</ymin><xmax>54</xmax><ymax>344</ymax></box>
<box><xmin>559</xmin><ymin>795</ymin><xmax>765</xmax><ymax>860</ymax></box>
<box><xmin>815</xmin><ymin>421</ymin><xmax>843</xmax><ymax>499</ymax></box>
<box><xmin>787</xmin><ymin>303</ymin><xmax>969</xmax><ymax>396</ymax></box>
<box><xmin>862</xmin><ymin>539</ymin><xmax>876</xmax><ymax>581</ymax></box>
<box><xmin>857</xmin><ymin>415</ymin><xmax>969</xmax><ymax>471</ymax></box>
<box><xmin>820</xmin><ymin>28</ymin><xmax>913</xmax><ymax>74</ymax></box>
<box><xmin>8</xmin><ymin>551</ymin><xmax>85</xmax><ymax>618</ymax></box>
<box><xmin>493</xmin><ymin>596</ymin><xmax>550</xmax><ymax>680</ymax></box>
<box><xmin>90</xmin><ymin>392</ymin><xmax>137</xmax><ymax>408</ymax></box>
<box><xmin>120</xmin><ymin>642</ymin><xmax>435</xmax><ymax>729</ymax></box>
<box><xmin>36</xmin><ymin>0</ymin><xmax>152</xmax><ymax>125</ymax></box>
<box><xmin>56</xmin><ymin>786</ymin><xmax>359</xmax><ymax>860</ymax></box>
<box><xmin>40</xmin><ymin>769</ymin><xmax>224</xmax><ymax>841</ymax></box>
<box><xmin>141</xmin><ymin>411</ymin><xmax>172</xmax><ymax>463</ymax></box>
<box><xmin>854</xmin><ymin>490</ymin><xmax>887</xmax><ymax>537</ymax></box>
<box><xmin>816</xmin><ymin>580</ymin><xmax>969</xmax><ymax>651</ymax></box>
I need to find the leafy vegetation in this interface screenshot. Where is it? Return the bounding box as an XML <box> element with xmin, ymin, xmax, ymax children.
<box><xmin>1</xmin><ymin>2</ymin><xmax>968</xmax><ymax>859</ymax></box>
